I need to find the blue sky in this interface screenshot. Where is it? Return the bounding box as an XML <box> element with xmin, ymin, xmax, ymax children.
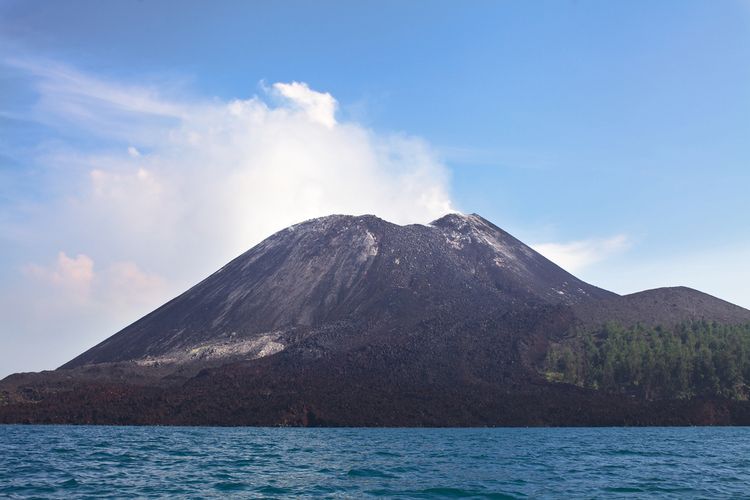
<box><xmin>1</xmin><ymin>0</ymin><xmax>749</xmax><ymax>376</ymax></box>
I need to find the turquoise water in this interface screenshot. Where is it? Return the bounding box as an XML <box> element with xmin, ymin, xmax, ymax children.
<box><xmin>2</xmin><ymin>426</ymin><xmax>750</xmax><ymax>498</ymax></box>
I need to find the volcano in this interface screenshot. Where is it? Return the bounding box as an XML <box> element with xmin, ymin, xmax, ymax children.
<box><xmin>3</xmin><ymin>213</ymin><xmax>750</xmax><ymax>426</ymax></box>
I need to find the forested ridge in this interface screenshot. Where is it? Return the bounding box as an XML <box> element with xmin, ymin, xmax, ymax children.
<box><xmin>545</xmin><ymin>321</ymin><xmax>750</xmax><ymax>400</ymax></box>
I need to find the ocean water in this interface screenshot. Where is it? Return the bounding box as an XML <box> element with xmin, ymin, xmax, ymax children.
<box><xmin>2</xmin><ymin>426</ymin><xmax>750</xmax><ymax>498</ymax></box>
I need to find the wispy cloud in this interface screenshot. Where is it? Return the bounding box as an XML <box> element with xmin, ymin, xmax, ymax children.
<box><xmin>3</xmin><ymin>58</ymin><xmax>186</xmax><ymax>145</ymax></box>
<box><xmin>532</xmin><ymin>234</ymin><xmax>630</xmax><ymax>273</ymax></box>
<box><xmin>6</xmin><ymin>58</ymin><xmax>186</xmax><ymax>118</ymax></box>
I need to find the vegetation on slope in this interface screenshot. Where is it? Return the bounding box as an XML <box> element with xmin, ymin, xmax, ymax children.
<box><xmin>545</xmin><ymin>321</ymin><xmax>750</xmax><ymax>400</ymax></box>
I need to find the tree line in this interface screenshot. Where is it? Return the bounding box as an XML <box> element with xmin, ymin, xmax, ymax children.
<box><xmin>544</xmin><ymin>321</ymin><xmax>750</xmax><ymax>400</ymax></box>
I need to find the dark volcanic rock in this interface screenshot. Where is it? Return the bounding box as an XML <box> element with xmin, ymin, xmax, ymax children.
<box><xmin>573</xmin><ymin>286</ymin><xmax>750</xmax><ymax>329</ymax></box>
<box><xmin>62</xmin><ymin>213</ymin><xmax>614</xmax><ymax>367</ymax></box>
<box><xmin>3</xmin><ymin>212</ymin><xmax>750</xmax><ymax>426</ymax></box>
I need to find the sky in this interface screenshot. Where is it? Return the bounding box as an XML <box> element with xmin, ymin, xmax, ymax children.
<box><xmin>1</xmin><ymin>0</ymin><xmax>749</xmax><ymax>377</ymax></box>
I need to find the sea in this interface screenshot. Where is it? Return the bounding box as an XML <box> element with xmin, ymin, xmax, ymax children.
<box><xmin>1</xmin><ymin>425</ymin><xmax>749</xmax><ymax>498</ymax></box>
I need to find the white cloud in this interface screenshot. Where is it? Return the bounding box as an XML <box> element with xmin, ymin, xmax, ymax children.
<box><xmin>6</xmin><ymin>252</ymin><xmax>167</xmax><ymax>374</ymax></box>
<box><xmin>0</xmin><ymin>59</ymin><xmax>455</xmax><ymax>375</ymax></box>
<box><xmin>23</xmin><ymin>252</ymin><xmax>166</xmax><ymax>308</ymax></box>
<box><xmin>24</xmin><ymin>252</ymin><xmax>95</xmax><ymax>298</ymax></box>
<box><xmin>272</xmin><ymin>81</ymin><xmax>337</xmax><ymax>128</ymax></box>
<box><xmin>532</xmin><ymin>234</ymin><xmax>630</xmax><ymax>273</ymax></box>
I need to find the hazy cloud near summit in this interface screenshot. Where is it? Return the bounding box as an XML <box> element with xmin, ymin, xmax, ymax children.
<box><xmin>1</xmin><ymin>60</ymin><xmax>454</xmax><ymax>374</ymax></box>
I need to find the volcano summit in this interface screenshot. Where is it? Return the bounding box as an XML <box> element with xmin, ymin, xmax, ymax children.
<box><xmin>2</xmin><ymin>213</ymin><xmax>750</xmax><ymax>426</ymax></box>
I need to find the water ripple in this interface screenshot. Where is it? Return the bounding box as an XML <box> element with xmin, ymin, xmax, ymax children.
<box><xmin>2</xmin><ymin>426</ymin><xmax>750</xmax><ymax>498</ymax></box>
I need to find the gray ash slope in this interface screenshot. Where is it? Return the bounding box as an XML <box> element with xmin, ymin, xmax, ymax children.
<box><xmin>63</xmin><ymin>213</ymin><xmax>750</xmax><ymax>371</ymax></box>
<box><xmin>64</xmin><ymin>213</ymin><xmax>616</xmax><ymax>368</ymax></box>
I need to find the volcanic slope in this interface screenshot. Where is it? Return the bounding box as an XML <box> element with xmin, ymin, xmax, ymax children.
<box><xmin>63</xmin><ymin>213</ymin><xmax>616</xmax><ymax>368</ymax></box>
